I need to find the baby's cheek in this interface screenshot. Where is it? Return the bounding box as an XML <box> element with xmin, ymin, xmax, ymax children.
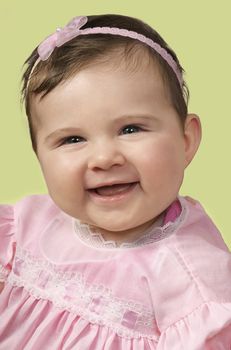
<box><xmin>145</xmin><ymin>139</ymin><xmax>184</xmax><ymax>183</ymax></box>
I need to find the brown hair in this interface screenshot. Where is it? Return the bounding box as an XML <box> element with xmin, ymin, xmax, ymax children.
<box><xmin>21</xmin><ymin>14</ymin><xmax>189</xmax><ymax>153</ymax></box>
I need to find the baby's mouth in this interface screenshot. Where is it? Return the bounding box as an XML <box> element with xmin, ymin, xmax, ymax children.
<box><xmin>89</xmin><ymin>182</ymin><xmax>138</xmax><ymax>196</ymax></box>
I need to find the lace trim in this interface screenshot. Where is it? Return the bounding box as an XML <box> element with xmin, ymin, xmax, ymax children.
<box><xmin>73</xmin><ymin>196</ymin><xmax>187</xmax><ymax>249</ymax></box>
<box><xmin>8</xmin><ymin>246</ymin><xmax>158</xmax><ymax>340</ymax></box>
<box><xmin>0</xmin><ymin>264</ymin><xmax>9</xmax><ymax>282</ymax></box>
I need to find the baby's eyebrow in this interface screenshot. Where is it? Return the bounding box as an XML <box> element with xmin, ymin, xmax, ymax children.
<box><xmin>114</xmin><ymin>114</ymin><xmax>159</xmax><ymax>124</ymax></box>
<box><xmin>113</xmin><ymin>114</ymin><xmax>159</xmax><ymax>124</ymax></box>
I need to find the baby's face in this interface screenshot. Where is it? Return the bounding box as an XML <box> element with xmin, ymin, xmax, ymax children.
<box><xmin>32</xmin><ymin>61</ymin><xmax>189</xmax><ymax>242</ymax></box>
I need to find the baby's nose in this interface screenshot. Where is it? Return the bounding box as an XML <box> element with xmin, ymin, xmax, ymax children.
<box><xmin>87</xmin><ymin>141</ymin><xmax>126</xmax><ymax>170</ymax></box>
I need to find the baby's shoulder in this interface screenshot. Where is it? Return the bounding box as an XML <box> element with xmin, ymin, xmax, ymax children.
<box><xmin>0</xmin><ymin>193</ymin><xmax>57</xmax><ymax>222</ymax></box>
<box><xmin>148</xmin><ymin>197</ymin><xmax>231</xmax><ymax>330</ymax></box>
<box><xmin>176</xmin><ymin>197</ymin><xmax>231</xmax><ymax>299</ymax></box>
<box><xmin>12</xmin><ymin>193</ymin><xmax>61</xmax><ymax>245</ymax></box>
<box><xmin>15</xmin><ymin>193</ymin><xmax>58</xmax><ymax>217</ymax></box>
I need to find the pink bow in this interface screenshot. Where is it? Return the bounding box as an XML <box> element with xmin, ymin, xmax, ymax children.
<box><xmin>38</xmin><ymin>16</ymin><xmax>88</xmax><ymax>61</ymax></box>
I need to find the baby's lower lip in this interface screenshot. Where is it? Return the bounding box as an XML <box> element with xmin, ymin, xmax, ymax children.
<box><xmin>87</xmin><ymin>182</ymin><xmax>139</xmax><ymax>203</ymax></box>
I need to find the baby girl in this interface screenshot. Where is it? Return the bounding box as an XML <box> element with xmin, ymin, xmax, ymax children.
<box><xmin>0</xmin><ymin>14</ymin><xmax>231</xmax><ymax>349</ymax></box>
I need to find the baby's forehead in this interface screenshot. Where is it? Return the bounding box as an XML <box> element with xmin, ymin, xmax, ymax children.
<box><xmin>55</xmin><ymin>53</ymin><xmax>165</xmax><ymax>96</ymax></box>
<box><xmin>34</xmin><ymin>60</ymin><xmax>166</xmax><ymax>105</ymax></box>
<box><xmin>31</xmin><ymin>65</ymin><xmax>173</xmax><ymax>135</ymax></box>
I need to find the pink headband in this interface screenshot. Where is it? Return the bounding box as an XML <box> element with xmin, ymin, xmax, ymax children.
<box><xmin>28</xmin><ymin>16</ymin><xmax>183</xmax><ymax>86</ymax></box>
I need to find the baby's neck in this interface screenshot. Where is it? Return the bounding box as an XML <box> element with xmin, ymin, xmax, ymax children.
<box><xmin>86</xmin><ymin>198</ymin><xmax>182</xmax><ymax>246</ymax></box>
<box><xmin>88</xmin><ymin>211</ymin><xmax>165</xmax><ymax>247</ymax></box>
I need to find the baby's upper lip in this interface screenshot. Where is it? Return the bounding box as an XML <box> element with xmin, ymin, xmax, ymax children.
<box><xmin>87</xmin><ymin>181</ymin><xmax>138</xmax><ymax>190</ymax></box>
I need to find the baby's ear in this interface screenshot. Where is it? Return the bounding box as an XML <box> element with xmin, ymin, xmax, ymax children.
<box><xmin>183</xmin><ymin>114</ymin><xmax>202</xmax><ymax>168</ymax></box>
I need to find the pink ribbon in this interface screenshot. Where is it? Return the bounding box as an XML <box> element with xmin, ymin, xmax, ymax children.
<box><xmin>38</xmin><ymin>16</ymin><xmax>88</xmax><ymax>61</ymax></box>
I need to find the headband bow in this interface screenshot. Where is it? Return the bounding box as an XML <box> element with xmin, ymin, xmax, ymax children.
<box><xmin>38</xmin><ymin>16</ymin><xmax>88</xmax><ymax>60</ymax></box>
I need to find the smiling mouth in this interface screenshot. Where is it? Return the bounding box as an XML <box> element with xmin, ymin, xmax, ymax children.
<box><xmin>88</xmin><ymin>182</ymin><xmax>139</xmax><ymax>196</ymax></box>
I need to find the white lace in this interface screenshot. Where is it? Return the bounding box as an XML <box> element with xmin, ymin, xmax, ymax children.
<box><xmin>73</xmin><ymin>196</ymin><xmax>187</xmax><ymax>249</ymax></box>
<box><xmin>8</xmin><ymin>246</ymin><xmax>159</xmax><ymax>340</ymax></box>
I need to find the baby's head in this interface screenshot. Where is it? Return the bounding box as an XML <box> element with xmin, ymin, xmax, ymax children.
<box><xmin>22</xmin><ymin>14</ymin><xmax>190</xmax><ymax>153</ymax></box>
<box><xmin>21</xmin><ymin>14</ymin><xmax>201</xmax><ymax>242</ymax></box>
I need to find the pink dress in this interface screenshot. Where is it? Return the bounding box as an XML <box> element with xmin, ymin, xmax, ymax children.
<box><xmin>0</xmin><ymin>194</ymin><xmax>231</xmax><ymax>349</ymax></box>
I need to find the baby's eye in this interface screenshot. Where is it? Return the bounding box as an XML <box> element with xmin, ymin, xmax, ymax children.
<box><xmin>121</xmin><ymin>124</ymin><xmax>143</xmax><ymax>134</ymax></box>
<box><xmin>61</xmin><ymin>136</ymin><xmax>85</xmax><ymax>145</ymax></box>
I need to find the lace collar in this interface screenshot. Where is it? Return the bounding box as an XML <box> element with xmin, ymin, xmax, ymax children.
<box><xmin>73</xmin><ymin>196</ymin><xmax>187</xmax><ymax>249</ymax></box>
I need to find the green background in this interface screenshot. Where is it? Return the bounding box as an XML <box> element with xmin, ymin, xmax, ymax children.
<box><xmin>0</xmin><ymin>0</ymin><xmax>230</xmax><ymax>248</ymax></box>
